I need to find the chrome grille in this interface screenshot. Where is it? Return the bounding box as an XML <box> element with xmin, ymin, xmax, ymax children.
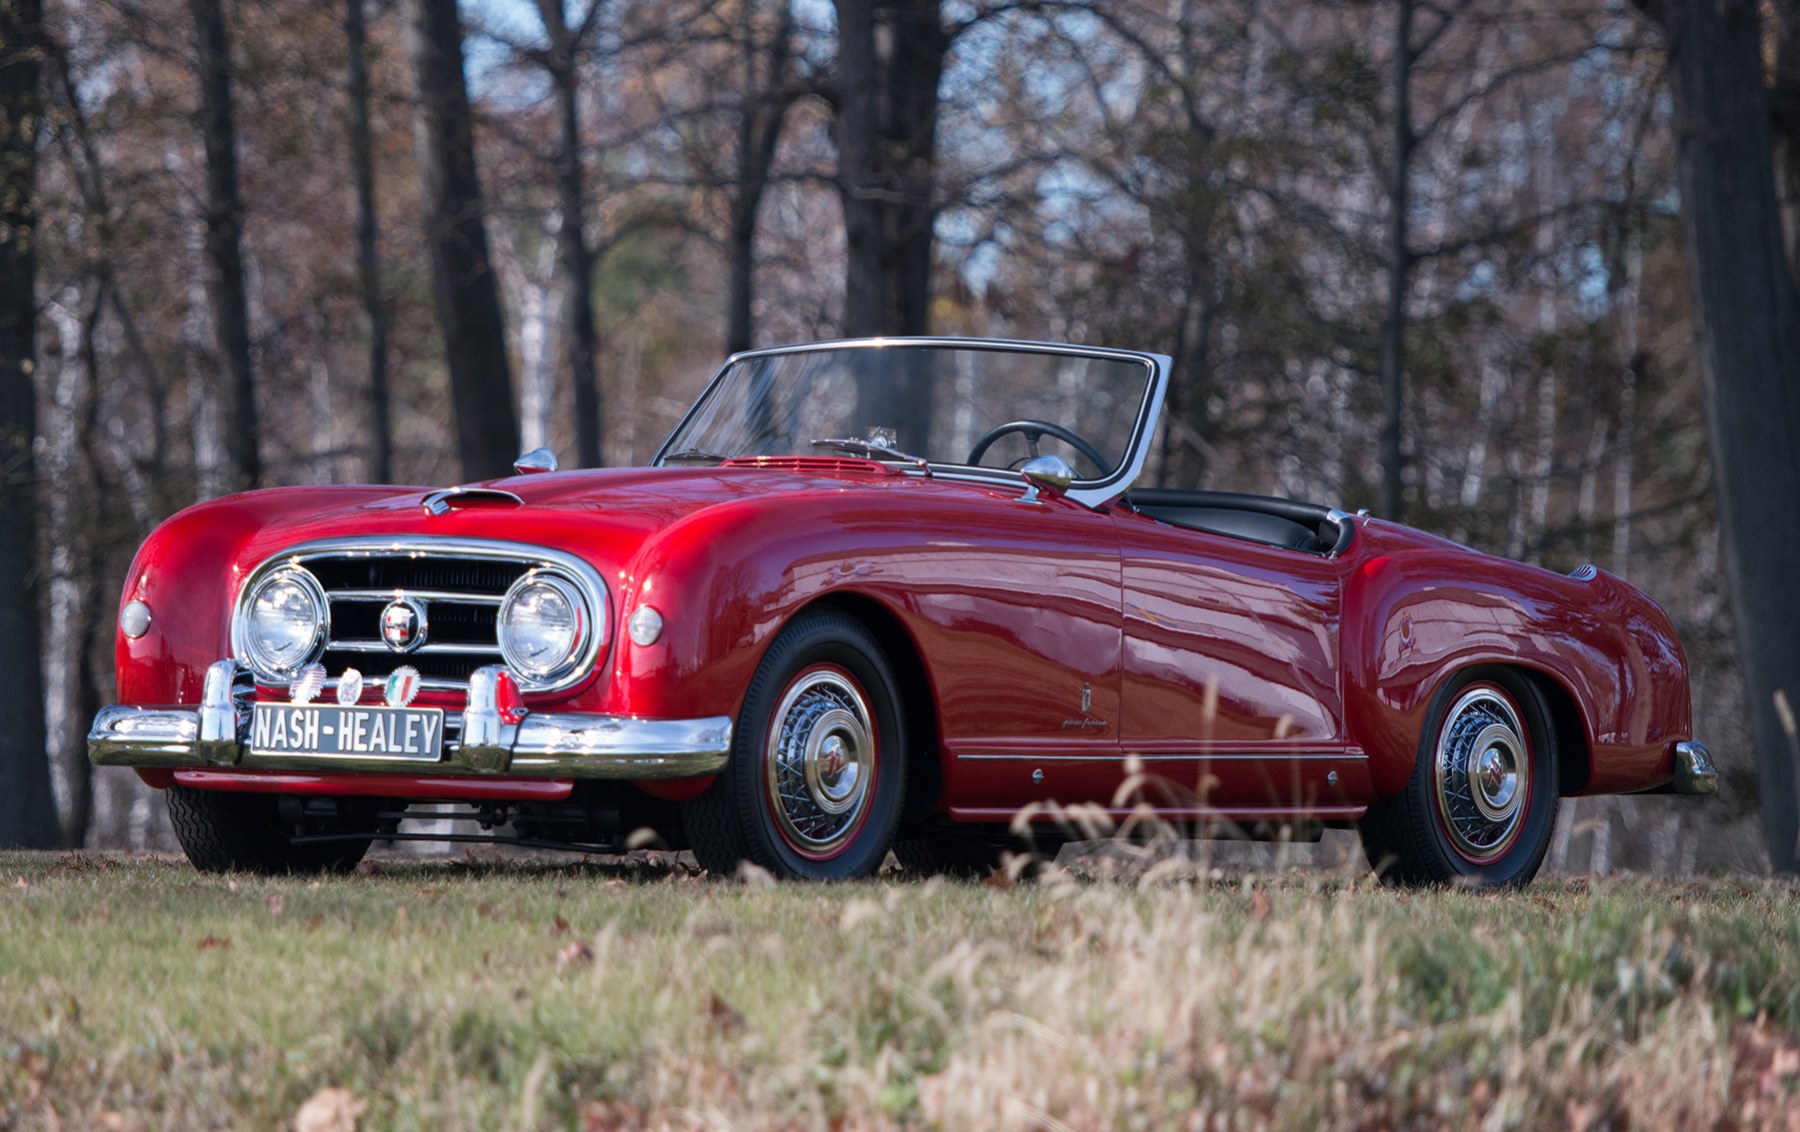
<box><xmin>234</xmin><ymin>537</ymin><xmax>610</xmax><ymax>694</ymax></box>
<box><xmin>313</xmin><ymin>555</ymin><xmax>525</xmax><ymax>688</ymax></box>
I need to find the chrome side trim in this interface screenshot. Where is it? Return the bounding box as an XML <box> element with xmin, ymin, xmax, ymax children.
<box><xmin>1672</xmin><ymin>741</ymin><xmax>1719</xmax><ymax>796</ymax></box>
<box><xmin>957</xmin><ymin>751</ymin><xmax>1366</xmax><ymax>762</ymax></box>
<box><xmin>89</xmin><ymin>660</ymin><xmax>730</xmax><ymax>782</ymax></box>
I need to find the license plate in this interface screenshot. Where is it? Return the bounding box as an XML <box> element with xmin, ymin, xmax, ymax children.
<box><xmin>249</xmin><ymin>703</ymin><xmax>445</xmax><ymax>762</ymax></box>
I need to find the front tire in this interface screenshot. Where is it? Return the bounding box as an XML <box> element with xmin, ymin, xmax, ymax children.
<box><xmin>1359</xmin><ymin>668</ymin><xmax>1558</xmax><ymax>887</ymax></box>
<box><xmin>166</xmin><ymin>786</ymin><xmax>372</xmax><ymax>875</ymax></box>
<box><xmin>685</xmin><ymin>610</ymin><xmax>906</xmax><ymax>880</ymax></box>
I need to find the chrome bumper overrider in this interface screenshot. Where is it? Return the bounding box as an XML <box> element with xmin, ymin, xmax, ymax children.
<box><xmin>1671</xmin><ymin>741</ymin><xmax>1718</xmax><ymax>796</ymax></box>
<box><xmin>88</xmin><ymin>660</ymin><xmax>733</xmax><ymax>780</ymax></box>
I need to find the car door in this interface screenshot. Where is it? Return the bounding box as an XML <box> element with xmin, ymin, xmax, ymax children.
<box><xmin>1111</xmin><ymin>509</ymin><xmax>1367</xmax><ymax>814</ymax></box>
<box><xmin>925</xmin><ymin>492</ymin><xmax>1126</xmax><ymax>815</ymax></box>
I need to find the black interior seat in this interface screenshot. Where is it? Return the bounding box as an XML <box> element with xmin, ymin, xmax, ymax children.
<box><xmin>1124</xmin><ymin>489</ymin><xmax>1348</xmax><ymax>555</ymax></box>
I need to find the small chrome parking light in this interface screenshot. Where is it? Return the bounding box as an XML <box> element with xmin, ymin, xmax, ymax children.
<box><xmin>628</xmin><ymin>605</ymin><xmax>664</xmax><ymax>647</ymax></box>
<box><xmin>120</xmin><ymin>600</ymin><xmax>152</xmax><ymax>639</ymax></box>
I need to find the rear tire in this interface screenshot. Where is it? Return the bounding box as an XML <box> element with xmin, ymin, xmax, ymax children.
<box><xmin>1359</xmin><ymin>668</ymin><xmax>1558</xmax><ymax>887</ymax></box>
<box><xmin>685</xmin><ymin>610</ymin><xmax>906</xmax><ymax>880</ymax></box>
<box><xmin>166</xmin><ymin>785</ymin><xmax>372</xmax><ymax>875</ymax></box>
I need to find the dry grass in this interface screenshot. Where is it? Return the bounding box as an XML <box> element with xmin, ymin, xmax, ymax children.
<box><xmin>2</xmin><ymin>850</ymin><xmax>1798</xmax><ymax>1130</ymax></box>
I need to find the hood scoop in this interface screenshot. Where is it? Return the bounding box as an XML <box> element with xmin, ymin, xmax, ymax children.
<box><xmin>421</xmin><ymin>486</ymin><xmax>526</xmax><ymax>516</ymax></box>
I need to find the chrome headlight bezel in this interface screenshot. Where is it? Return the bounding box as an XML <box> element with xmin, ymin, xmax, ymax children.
<box><xmin>497</xmin><ymin>568</ymin><xmax>606</xmax><ymax>689</ymax></box>
<box><xmin>235</xmin><ymin>565</ymin><xmax>329</xmax><ymax>680</ymax></box>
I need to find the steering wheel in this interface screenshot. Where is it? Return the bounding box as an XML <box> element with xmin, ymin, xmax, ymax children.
<box><xmin>966</xmin><ymin>420</ymin><xmax>1114</xmax><ymax>477</ymax></box>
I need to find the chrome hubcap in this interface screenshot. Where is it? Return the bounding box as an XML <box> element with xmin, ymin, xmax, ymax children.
<box><xmin>765</xmin><ymin>669</ymin><xmax>874</xmax><ymax>856</ymax></box>
<box><xmin>1433</xmin><ymin>689</ymin><xmax>1529</xmax><ymax>861</ymax></box>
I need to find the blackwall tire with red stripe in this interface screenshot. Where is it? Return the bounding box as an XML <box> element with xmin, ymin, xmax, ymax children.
<box><xmin>684</xmin><ymin>610</ymin><xmax>906</xmax><ymax>880</ymax></box>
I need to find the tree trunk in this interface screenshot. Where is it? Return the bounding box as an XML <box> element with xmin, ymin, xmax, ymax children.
<box><xmin>1775</xmin><ymin>0</ymin><xmax>1799</xmax><ymax>282</ymax></box>
<box><xmin>833</xmin><ymin>0</ymin><xmax>945</xmax><ymax>337</ymax></box>
<box><xmin>535</xmin><ymin>0</ymin><xmax>603</xmax><ymax>468</ymax></box>
<box><xmin>345</xmin><ymin>0</ymin><xmax>392</xmax><ymax>484</ymax></box>
<box><xmin>1378</xmin><ymin>0</ymin><xmax>1414</xmax><ymax>522</ymax></box>
<box><xmin>0</xmin><ymin>0</ymin><xmax>63</xmax><ymax>849</ymax></box>
<box><xmin>726</xmin><ymin>0</ymin><xmax>794</xmax><ymax>356</ymax></box>
<box><xmin>834</xmin><ymin>0</ymin><xmax>945</xmax><ymax>449</ymax></box>
<box><xmin>191</xmin><ymin>0</ymin><xmax>259</xmax><ymax>493</ymax></box>
<box><xmin>406</xmin><ymin>0</ymin><xmax>519</xmax><ymax>481</ymax></box>
<box><xmin>1652</xmin><ymin>0</ymin><xmax>1800</xmax><ymax>873</ymax></box>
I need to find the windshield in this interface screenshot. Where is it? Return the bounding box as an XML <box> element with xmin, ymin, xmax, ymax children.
<box><xmin>657</xmin><ymin>343</ymin><xmax>1155</xmax><ymax>481</ymax></box>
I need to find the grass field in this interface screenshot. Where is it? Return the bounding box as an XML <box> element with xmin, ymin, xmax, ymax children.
<box><xmin>2</xmin><ymin>850</ymin><xmax>1799</xmax><ymax>1130</ymax></box>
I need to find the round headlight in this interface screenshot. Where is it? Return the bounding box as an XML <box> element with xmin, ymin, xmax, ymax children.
<box><xmin>241</xmin><ymin>567</ymin><xmax>327</xmax><ymax>678</ymax></box>
<box><xmin>498</xmin><ymin>572</ymin><xmax>592</xmax><ymax>685</ymax></box>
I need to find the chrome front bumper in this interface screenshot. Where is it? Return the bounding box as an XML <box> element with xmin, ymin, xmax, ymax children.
<box><xmin>89</xmin><ymin>660</ymin><xmax>733</xmax><ymax>780</ymax></box>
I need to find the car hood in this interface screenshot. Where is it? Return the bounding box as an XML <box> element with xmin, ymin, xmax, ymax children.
<box><xmin>228</xmin><ymin>460</ymin><xmax>966</xmax><ymax>570</ymax></box>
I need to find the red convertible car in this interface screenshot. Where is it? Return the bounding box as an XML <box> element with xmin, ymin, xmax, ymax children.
<box><xmin>89</xmin><ymin>338</ymin><xmax>1714</xmax><ymax>885</ymax></box>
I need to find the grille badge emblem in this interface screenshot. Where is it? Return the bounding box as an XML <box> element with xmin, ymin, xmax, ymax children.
<box><xmin>380</xmin><ymin>596</ymin><xmax>429</xmax><ymax>653</ymax></box>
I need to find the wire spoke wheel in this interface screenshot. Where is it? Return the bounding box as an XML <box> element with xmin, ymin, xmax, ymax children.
<box><xmin>683</xmin><ymin>609</ymin><xmax>906</xmax><ymax>880</ymax></box>
<box><xmin>763</xmin><ymin>666</ymin><xmax>877</xmax><ymax>859</ymax></box>
<box><xmin>1359</xmin><ymin>668</ymin><xmax>1558</xmax><ymax>887</ymax></box>
<box><xmin>1431</xmin><ymin>688</ymin><xmax>1531</xmax><ymax>863</ymax></box>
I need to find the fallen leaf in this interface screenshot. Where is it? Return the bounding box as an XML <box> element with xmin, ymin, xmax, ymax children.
<box><xmin>582</xmin><ymin>1100</ymin><xmax>645</xmax><ymax>1132</ymax></box>
<box><xmin>196</xmin><ymin>934</ymin><xmax>231</xmax><ymax>951</ymax></box>
<box><xmin>735</xmin><ymin>860</ymin><xmax>775</xmax><ymax>888</ymax></box>
<box><xmin>556</xmin><ymin>940</ymin><xmax>594</xmax><ymax>969</ymax></box>
<box><xmin>625</xmin><ymin>826</ymin><xmax>663</xmax><ymax>850</ymax></box>
<box><xmin>294</xmin><ymin>1086</ymin><xmax>365</xmax><ymax>1132</ymax></box>
<box><xmin>706</xmin><ymin>990</ymin><xmax>746</xmax><ymax>1034</ymax></box>
<box><xmin>553</xmin><ymin>913</ymin><xmax>570</xmax><ymax>935</ymax></box>
<box><xmin>839</xmin><ymin>899</ymin><xmax>882</xmax><ymax>931</ymax></box>
<box><xmin>1250</xmin><ymin>887</ymin><xmax>1271</xmax><ymax>923</ymax></box>
<box><xmin>1567</xmin><ymin>1098</ymin><xmax>1599</xmax><ymax>1132</ymax></box>
<box><xmin>303</xmin><ymin>914</ymin><xmax>325</xmax><ymax>932</ymax></box>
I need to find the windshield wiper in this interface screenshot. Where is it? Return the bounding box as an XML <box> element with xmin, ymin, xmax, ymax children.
<box><xmin>810</xmin><ymin>437</ymin><xmax>933</xmax><ymax>476</ymax></box>
<box><xmin>662</xmin><ymin>447</ymin><xmax>729</xmax><ymax>465</ymax></box>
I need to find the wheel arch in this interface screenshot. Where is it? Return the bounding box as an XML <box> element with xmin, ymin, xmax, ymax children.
<box><xmin>1415</xmin><ymin>660</ymin><xmax>1590</xmax><ymax>795</ymax></box>
<box><xmin>1516</xmin><ymin>664</ymin><xmax>1591</xmax><ymax>796</ymax></box>
<box><xmin>801</xmin><ymin>590</ymin><xmax>945</xmax><ymax>827</ymax></box>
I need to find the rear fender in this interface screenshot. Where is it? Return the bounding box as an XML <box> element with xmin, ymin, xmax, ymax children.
<box><xmin>1342</xmin><ymin>550</ymin><xmax>1690</xmax><ymax>797</ymax></box>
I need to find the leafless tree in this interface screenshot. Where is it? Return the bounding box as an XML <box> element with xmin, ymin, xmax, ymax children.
<box><xmin>407</xmin><ymin>0</ymin><xmax>521</xmax><ymax>480</ymax></box>
<box><xmin>1635</xmin><ymin>0</ymin><xmax>1800</xmax><ymax>874</ymax></box>
<box><xmin>0</xmin><ymin>0</ymin><xmax>61</xmax><ymax>849</ymax></box>
<box><xmin>344</xmin><ymin>0</ymin><xmax>393</xmax><ymax>483</ymax></box>
<box><xmin>191</xmin><ymin>0</ymin><xmax>260</xmax><ymax>490</ymax></box>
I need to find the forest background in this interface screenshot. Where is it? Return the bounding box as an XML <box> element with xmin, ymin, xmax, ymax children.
<box><xmin>2</xmin><ymin>0</ymin><xmax>1799</xmax><ymax>870</ymax></box>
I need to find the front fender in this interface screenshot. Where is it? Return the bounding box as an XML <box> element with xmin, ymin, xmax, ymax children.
<box><xmin>115</xmin><ymin>488</ymin><xmax>400</xmax><ymax>706</ymax></box>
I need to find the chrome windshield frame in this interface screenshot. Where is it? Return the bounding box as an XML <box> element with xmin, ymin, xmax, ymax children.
<box><xmin>651</xmin><ymin>336</ymin><xmax>1171</xmax><ymax>509</ymax></box>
